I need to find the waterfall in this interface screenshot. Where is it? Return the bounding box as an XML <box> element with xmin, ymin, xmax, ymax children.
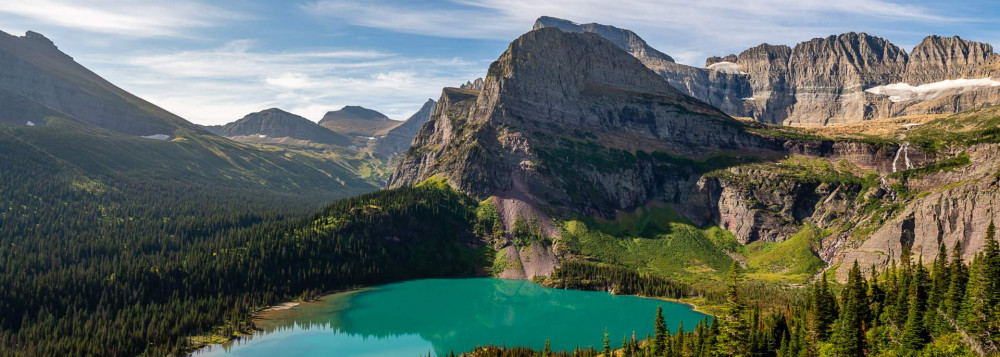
<box><xmin>891</xmin><ymin>142</ymin><xmax>913</xmax><ymax>173</ymax></box>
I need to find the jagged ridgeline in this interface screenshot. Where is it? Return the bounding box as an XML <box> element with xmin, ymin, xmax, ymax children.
<box><xmin>0</xmin><ymin>181</ymin><xmax>490</xmax><ymax>356</ymax></box>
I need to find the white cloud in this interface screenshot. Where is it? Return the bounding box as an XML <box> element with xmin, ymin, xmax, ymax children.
<box><xmin>92</xmin><ymin>40</ymin><xmax>485</xmax><ymax>124</ymax></box>
<box><xmin>865</xmin><ymin>78</ymin><xmax>1000</xmax><ymax>102</ymax></box>
<box><xmin>0</xmin><ymin>0</ymin><xmax>243</xmax><ymax>37</ymax></box>
<box><xmin>302</xmin><ymin>0</ymin><xmax>959</xmax><ymax>65</ymax></box>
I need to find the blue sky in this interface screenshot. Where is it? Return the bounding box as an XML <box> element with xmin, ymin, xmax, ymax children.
<box><xmin>1</xmin><ymin>0</ymin><xmax>999</xmax><ymax>125</ymax></box>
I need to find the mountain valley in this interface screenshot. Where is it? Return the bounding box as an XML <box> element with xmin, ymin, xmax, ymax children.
<box><xmin>2</xmin><ymin>10</ymin><xmax>1000</xmax><ymax>357</ymax></box>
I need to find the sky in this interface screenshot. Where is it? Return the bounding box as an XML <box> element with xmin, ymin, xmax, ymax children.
<box><xmin>1</xmin><ymin>0</ymin><xmax>999</xmax><ymax>125</ymax></box>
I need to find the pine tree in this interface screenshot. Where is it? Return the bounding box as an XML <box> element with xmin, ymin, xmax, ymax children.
<box><xmin>811</xmin><ymin>273</ymin><xmax>838</xmax><ymax>340</ymax></box>
<box><xmin>944</xmin><ymin>241</ymin><xmax>968</xmax><ymax>320</ymax></box>
<box><xmin>983</xmin><ymin>220</ymin><xmax>1000</xmax><ymax>347</ymax></box>
<box><xmin>603</xmin><ymin>331</ymin><xmax>610</xmax><ymax>356</ymax></box>
<box><xmin>654</xmin><ymin>306</ymin><xmax>666</xmax><ymax>356</ymax></box>
<box><xmin>831</xmin><ymin>261</ymin><xmax>867</xmax><ymax>356</ymax></box>
<box><xmin>717</xmin><ymin>261</ymin><xmax>750</xmax><ymax>356</ymax></box>
<box><xmin>868</xmin><ymin>265</ymin><xmax>885</xmax><ymax>321</ymax></box>
<box><xmin>927</xmin><ymin>243</ymin><xmax>951</xmax><ymax>333</ymax></box>
<box><xmin>675</xmin><ymin>321</ymin><xmax>685</xmax><ymax>357</ymax></box>
<box><xmin>901</xmin><ymin>260</ymin><xmax>929</xmax><ymax>350</ymax></box>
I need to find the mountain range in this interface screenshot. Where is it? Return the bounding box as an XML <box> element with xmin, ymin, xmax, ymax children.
<box><xmin>3</xmin><ymin>14</ymin><xmax>1000</xmax><ymax>356</ymax></box>
<box><xmin>389</xmin><ymin>19</ymin><xmax>1000</xmax><ymax>283</ymax></box>
<box><xmin>535</xmin><ymin>16</ymin><xmax>1000</xmax><ymax>126</ymax></box>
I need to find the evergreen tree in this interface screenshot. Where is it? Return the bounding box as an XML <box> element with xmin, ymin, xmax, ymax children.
<box><xmin>831</xmin><ymin>261</ymin><xmax>867</xmax><ymax>356</ymax></box>
<box><xmin>602</xmin><ymin>331</ymin><xmax>610</xmax><ymax>356</ymax></box>
<box><xmin>811</xmin><ymin>273</ymin><xmax>838</xmax><ymax>340</ymax></box>
<box><xmin>654</xmin><ymin>306</ymin><xmax>666</xmax><ymax>356</ymax></box>
<box><xmin>983</xmin><ymin>221</ymin><xmax>1000</xmax><ymax>347</ymax></box>
<box><xmin>927</xmin><ymin>243</ymin><xmax>951</xmax><ymax>333</ymax></box>
<box><xmin>868</xmin><ymin>265</ymin><xmax>886</xmax><ymax>321</ymax></box>
<box><xmin>944</xmin><ymin>241</ymin><xmax>968</xmax><ymax>320</ymax></box>
<box><xmin>901</xmin><ymin>260</ymin><xmax>929</xmax><ymax>350</ymax></box>
<box><xmin>717</xmin><ymin>261</ymin><xmax>750</xmax><ymax>357</ymax></box>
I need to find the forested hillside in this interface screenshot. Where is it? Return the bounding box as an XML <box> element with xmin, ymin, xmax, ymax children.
<box><xmin>0</xmin><ymin>181</ymin><xmax>488</xmax><ymax>356</ymax></box>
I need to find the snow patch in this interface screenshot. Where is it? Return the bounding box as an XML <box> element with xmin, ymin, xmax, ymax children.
<box><xmin>140</xmin><ymin>134</ymin><xmax>170</xmax><ymax>140</ymax></box>
<box><xmin>707</xmin><ymin>61</ymin><xmax>745</xmax><ymax>74</ymax></box>
<box><xmin>866</xmin><ymin>77</ymin><xmax>1000</xmax><ymax>102</ymax></box>
<box><xmin>25</xmin><ymin>121</ymin><xmax>35</xmax><ymax>126</ymax></box>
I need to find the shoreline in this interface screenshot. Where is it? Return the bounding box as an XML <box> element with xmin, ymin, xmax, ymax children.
<box><xmin>188</xmin><ymin>286</ymin><xmax>366</xmax><ymax>356</ymax></box>
<box><xmin>187</xmin><ymin>279</ymin><xmax>709</xmax><ymax>355</ymax></box>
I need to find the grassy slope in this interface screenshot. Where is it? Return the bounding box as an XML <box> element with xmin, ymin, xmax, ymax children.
<box><xmin>2</xmin><ymin>116</ymin><xmax>377</xmax><ymax>198</ymax></box>
<box><xmin>559</xmin><ymin>205</ymin><xmax>826</xmax><ymax>288</ymax></box>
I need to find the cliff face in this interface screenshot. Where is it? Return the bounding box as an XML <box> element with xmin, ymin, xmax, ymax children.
<box><xmin>390</xmin><ymin>27</ymin><xmax>765</xmax><ymax>201</ymax></box>
<box><xmin>217</xmin><ymin>108</ymin><xmax>352</xmax><ymax>147</ymax></box>
<box><xmin>782</xmin><ymin>33</ymin><xmax>908</xmax><ymax>126</ymax></box>
<box><xmin>389</xmin><ymin>24</ymin><xmax>1000</xmax><ymax>282</ymax></box>
<box><xmin>533</xmin><ymin>17</ymin><xmax>1000</xmax><ymax>126</ymax></box>
<box><xmin>904</xmin><ymin>35</ymin><xmax>998</xmax><ymax>85</ymax></box>
<box><xmin>533</xmin><ymin>17</ymin><xmax>753</xmax><ymax>118</ymax></box>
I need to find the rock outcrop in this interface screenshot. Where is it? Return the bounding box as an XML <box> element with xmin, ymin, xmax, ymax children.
<box><xmin>533</xmin><ymin>17</ymin><xmax>753</xmax><ymax>118</ymax></box>
<box><xmin>460</xmin><ymin>78</ymin><xmax>484</xmax><ymax>90</ymax></box>
<box><xmin>904</xmin><ymin>36</ymin><xmax>999</xmax><ymax>85</ymax></box>
<box><xmin>216</xmin><ymin>108</ymin><xmax>352</xmax><ymax>147</ymax></box>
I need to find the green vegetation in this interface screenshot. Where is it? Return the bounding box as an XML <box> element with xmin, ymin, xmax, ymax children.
<box><xmin>469</xmin><ymin>228</ymin><xmax>1000</xmax><ymax>356</ymax></box>
<box><xmin>545</xmin><ymin>261</ymin><xmax>695</xmax><ymax>299</ymax></box>
<box><xmin>745</xmin><ymin>225</ymin><xmax>828</xmax><ymax>281</ymax></box>
<box><xmin>560</xmin><ymin>205</ymin><xmax>826</xmax><ymax>287</ymax></box>
<box><xmin>560</xmin><ymin>205</ymin><xmax>740</xmax><ymax>284</ymax></box>
<box><xmin>0</xmin><ymin>177</ymin><xmax>488</xmax><ymax>356</ymax></box>
<box><xmin>907</xmin><ymin>106</ymin><xmax>1000</xmax><ymax>151</ymax></box>
<box><xmin>890</xmin><ymin>151</ymin><xmax>971</xmax><ymax>180</ymax></box>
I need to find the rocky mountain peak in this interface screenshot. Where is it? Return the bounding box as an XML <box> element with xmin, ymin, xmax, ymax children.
<box><xmin>904</xmin><ymin>35</ymin><xmax>997</xmax><ymax>85</ymax></box>
<box><xmin>23</xmin><ymin>31</ymin><xmax>56</xmax><ymax>47</ymax></box>
<box><xmin>706</xmin><ymin>54</ymin><xmax>738</xmax><ymax>67</ymax></box>
<box><xmin>532</xmin><ymin>16</ymin><xmax>675</xmax><ymax>64</ymax></box>
<box><xmin>390</xmin><ymin>27</ymin><xmax>762</xmax><ymax>206</ymax></box>
<box><xmin>319</xmin><ymin>105</ymin><xmax>400</xmax><ymax>137</ymax></box>
<box><xmin>322</xmin><ymin>105</ymin><xmax>389</xmax><ymax>122</ymax></box>
<box><xmin>460</xmin><ymin>78</ymin><xmax>484</xmax><ymax>90</ymax></box>
<box><xmin>219</xmin><ymin>107</ymin><xmax>351</xmax><ymax>147</ymax></box>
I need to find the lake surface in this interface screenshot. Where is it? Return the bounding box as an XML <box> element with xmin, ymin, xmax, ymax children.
<box><xmin>195</xmin><ymin>278</ymin><xmax>707</xmax><ymax>357</ymax></box>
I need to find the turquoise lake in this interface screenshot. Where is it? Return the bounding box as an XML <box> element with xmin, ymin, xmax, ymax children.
<box><xmin>194</xmin><ymin>278</ymin><xmax>707</xmax><ymax>356</ymax></box>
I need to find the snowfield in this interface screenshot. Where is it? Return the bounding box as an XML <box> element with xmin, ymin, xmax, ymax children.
<box><xmin>707</xmin><ymin>61</ymin><xmax>745</xmax><ymax>75</ymax></box>
<box><xmin>140</xmin><ymin>134</ymin><xmax>170</xmax><ymax>140</ymax></box>
<box><xmin>865</xmin><ymin>77</ymin><xmax>1000</xmax><ymax>102</ymax></box>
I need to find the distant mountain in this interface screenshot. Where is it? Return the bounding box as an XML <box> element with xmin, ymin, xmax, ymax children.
<box><xmin>367</xmin><ymin>99</ymin><xmax>437</xmax><ymax>159</ymax></box>
<box><xmin>0</xmin><ymin>30</ymin><xmax>376</xmax><ymax>198</ymax></box>
<box><xmin>459</xmin><ymin>78</ymin><xmax>484</xmax><ymax>90</ymax></box>
<box><xmin>0</xmin><ymin>30</ymin><xmax>195</xmax><ymax>136</ymax></box>
<box><xmin>319</xmin><ymin>105</ymin><xmax>402</xmax><ymax>137</ymax></box>
<box><xmin>535</xmin><ymin>17</ymin><xmax>1000</xmax><ymax>126</ymax></box>
<box><xmin>216</xmin><ymin>108</ymin><xmax>352</xmax><ymax>147</ymax></box>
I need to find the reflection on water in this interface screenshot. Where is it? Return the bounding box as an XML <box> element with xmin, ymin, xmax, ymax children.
<box><xmin>195</xmin><ymin>278</ymin><xmax>707</xmax><ymax>357</ymax></box>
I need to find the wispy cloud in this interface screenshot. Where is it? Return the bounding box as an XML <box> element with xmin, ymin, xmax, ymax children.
<box><xmin>302</xmin><ymin>0</ymin><xmax>961</xmax><ymax>64</ymax></box>
<box><xmin>93</xmin><ymin>40</ymin><xmax>486</xmax><ymax>124</ymax></box>
<box><xmin>0</xmin><ymin>0</ymin><xmax>244</xmax><ymax>37</ymax></box>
